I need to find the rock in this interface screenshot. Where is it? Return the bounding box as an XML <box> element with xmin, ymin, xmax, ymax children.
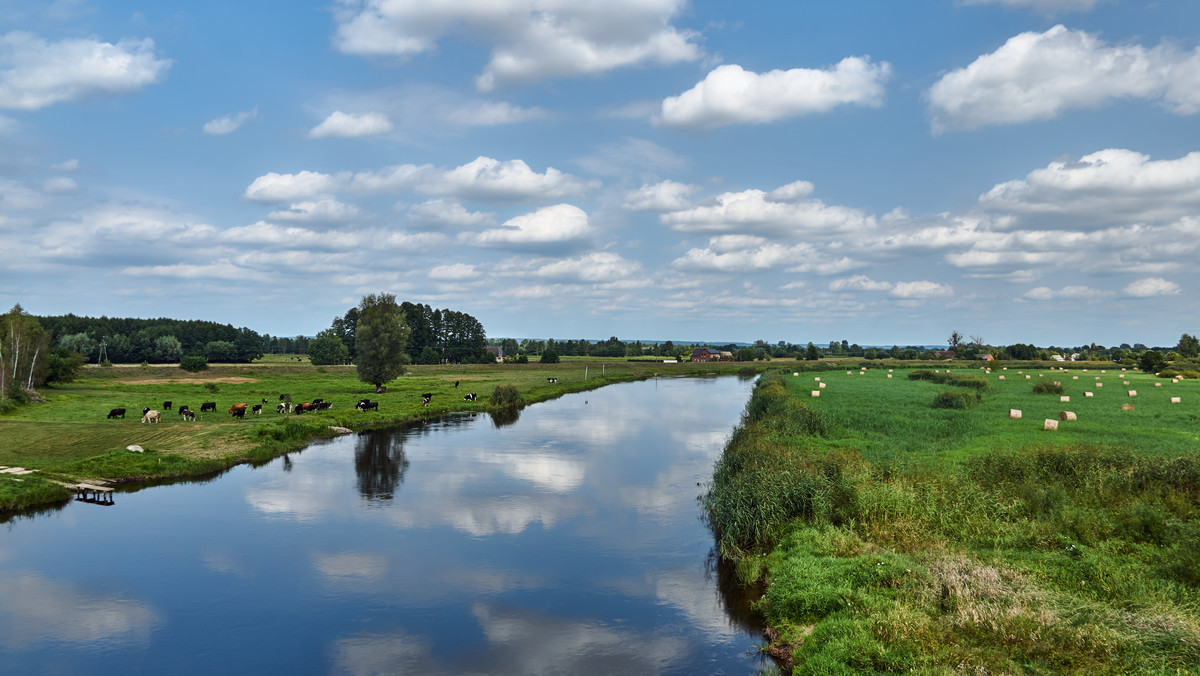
<box><xmin>328</xmin><ymin>426</ymin><xmax>353</xmax><ymax>435</ymax></box>
<box><xmin>126</xmin><ymin>445</ymin><xmax>144</xmax><ymax>452</ymax></box>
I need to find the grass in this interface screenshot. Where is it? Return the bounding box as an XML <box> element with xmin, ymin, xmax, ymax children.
<box><xmin>0</xmin><ymin>354</ymin><xmax>768</xmax><ymax>512</ymax></box>
<box><xmin>704</xmin><ymin>367</ymin><xmax>1200</xmax><ymax>674</ymax></box>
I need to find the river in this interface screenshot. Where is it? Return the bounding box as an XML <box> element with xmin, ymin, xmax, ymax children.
<box><xmin>0</xmin><ymin>375</ymin><xmax>766</xmax><ymax>674</ymax></box>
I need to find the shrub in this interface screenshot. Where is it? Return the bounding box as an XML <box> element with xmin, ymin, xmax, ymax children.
<box><xmin>180</xmin><ymin>355</ymin><xmax>209</xmax><ymax>372</ymax></box>
<box><xmin>100</xmin><ymin>359</ymin><xmax>113</xmax><ymax>367</ymax></box>
<box><xmin>203</xmin><ymin>382</ymin><xmax>220</xmax><ymax>393</ymax></box>
<box><xmin>491</xmin><ymin>384</ymin><xmax>524</xmax><ymax>406</ymax></box>
<box><xmin>539</xmin><ymin>349</ymin><xmax>559</xmax><ymax>364</ymax></box>
<box><xmin>932</xmin><ymin>390</ymin><xmax>980</xmax><ymax>409</ymax></box>
<box><xmin>1033</xmin><ymin>380</ymin><xmax>1065</xmax><ymax>395</ymax></box>
<box><xmin>516</xmin><ymin>354</ymin><xmax>528</xmax><ymax>364</ymax></box>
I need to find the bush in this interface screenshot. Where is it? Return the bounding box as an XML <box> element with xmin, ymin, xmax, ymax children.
<box><xmin>203</xmin><ymin>382</ymin><xmax>220</xmax><ymax>393</ymax></box>
<box><xmin>516</xmin><ymin>354</ymin><xmax>528</xmax><ymax>364</ymax></box>
<box><xmin>180</xmin><ymin>355</ymin><xmax>209</xmax><ymax>372</ymax></box>
<box><xmin>932</xmin><ymin>390</ymin><xmax>980</xmax><ymax>409</ymax></box>
<box><xmin>491</xmin><ymin>384</ymin><xmax>524</xmax><ymax>406</ymax></box>
<box><xmin>1033</xmin><ymin>380</ymin><xmax>1065</xmax><ymax>395</ymax></box>
<box><xmin>539</xmin><ymin>349</ymin><xmax>559</xmax><ymax>364</ymax></box>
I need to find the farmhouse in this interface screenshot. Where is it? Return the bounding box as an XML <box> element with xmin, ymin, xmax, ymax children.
<box><xmin>485</xmin><ymin>346</ymin><xmax>504</xmax><ymax>362</ymax></box>
<box><xmin>935</xmin><ymin>350</ymin><xmax>956</xmax><ymax>359</ymax></box>
<box><xmin>690</xmin><ymin>348</ymin><xmax>723</xmax><ymax>363</ymax></box>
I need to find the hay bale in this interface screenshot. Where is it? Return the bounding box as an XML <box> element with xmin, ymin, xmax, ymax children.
<box><xmin>1123</xmin><ymin>381</ymin><xmax>1130</xmax><ymax>385</ymax></box>
<box><xmin>1059</xmin><ymin>411</ymin><xmax>1077</xmax><ymax>421</ymax></box>
<box><xmin>1060</xmin><ymin>395</ymin><xmax>1070</xmax><ymax>402</ymax></box>
<box><xmin>998</xmin><ymin>375</ymin><xmax>1005</xmax><ymax>380</ymax></box>
<box><xmin>1101</xmin><ymin>370</ymin><xmax>1106</xmax><ymax>374</ymax></box>
<box><xmin>1072</xmin><ymin>376</ymin><xmax>1079</xmax><ymax>380</ymax></box>
<box><xmin>1121</xmin><ymin>404</ymin><xmax>1135</xmax><ymax>411</ymax></box>
<box><xmin>847</xmin><ymin>371</ymin><xmax>853</xmax><ymax>375</ymax></box>
<box><xmin>1009</xmin><ymin>409</ymin><xmax>1022</xmax><ymax>419</ymax></box>
<box><xmin>1085</xmin><ymin>392</ymin><xmax>1094</xmax><ymax>397</ymax></box>
<box><xmin>1026</xmin><ymin>375</ymin><xmax>1032</xmax><ymax>379</ymax></box>
<box><xmin>819</xmin><ymin>382</ymin><xmax>826</xmax><ymax>388</ymax></box>
<box><xmin>1096</xmin><ymin>383</ymin><xmax>1103</xmax><ymax>387</ymax></box>
<box><xmin>1171</xmin><ymin>397</ymin><xmax>1181</xmax><ymax>404</ymax></box>
<box><xmin>814</xmin><ymin>377</ymin><xmax>821</xmax><ymax>381</ymax></box>
<box><xmin>1155</xmin><ymin>382</ymin><xmax>1162</xmax><ymax>387</ymax></box>
<box><xmin>811</xmin><ymin>390</ymin><xmax>821</xmax><ymax>397</ymax></box>
<box><xmin>793</xmin><ymin>372</ymin><xmax>799</xmax><ymax>377</ymax></box>
<box><xmin>1128</xmin><ymin>390</ymin><xmax>1137</xmax><ymax>397</ymax></box>
<box><xmin>1095</xmin><ymin>376</ymin><xmax>1101</xmax><ymax>380</ymax></box>
<box><xmin>1044</xmin><ymin>419</ymin><xmax>1059</xmax><ymax>431</ymax></box>
<box><xmin>886</xmin><ymin>374</ymin><xmax>892</xmax><ymax>379</ymax></box>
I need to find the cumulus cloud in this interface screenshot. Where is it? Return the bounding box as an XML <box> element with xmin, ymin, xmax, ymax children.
<box><xmin>332</xmin><ymin>0</ymin><xmax>702</xmax><ymax>91</ymax></box>
<box><xmin>1023</xmin><ymin>285</ymin><xmax>1109</xmax><ymax>300</ymax></box>
<box><xmin>406</xmin><ymin>200</ymin><xmax>496</xmax><ymax>229</ymax></box>
<box><xmin>203</xmin><ymin>106</ymin><xmax>259</xmax><ymax>135</ymax></box>
<box><xmin>928</xmin><ymin>25</ymin><xmax>1200</xmax><ymax>131</ymax></box>
<box><xmin>890</xmin><ymin>280</ymin><xmax>954</xmax><ymax>298</ymax></box>
<box><xmin>267</xmin><ymin>198</ymin><xmax>359</xmax><ymax>223</ymax></box>
<box><xmin>308</xmin><ymin>110</ymin><xmax>394</xmax><ymax>138</ymax></box>
<box><xmin>529</xmin><ymin>251</ymin><xmax>643</xmax><ymax>283</ymax></box>
<box><xmin>243</xmin><ymin>170</ymin><xmax>349</xmax><ymax>203</ymax></box>
<box><xmin>428</xmin><ymin>262</ymin><xmax>480</xmax><ymax>280</ymax></box>
<box><xmin>51</xmin><ymin>158</ymin><xmax>79</xmax><ymax>171</ymax></box>
<box><xmin>829</xmin><ymin>275</ymin><xmax>893</xmax><ymax>292</ymax></box>
<box><xmin>659</xmin><ymin>58</ymin><xmax>891</xmax><ymax>129</ymax></box>
<box><xmin>622</xmin><ymin>180</ymin><xmax>697</xmax><ymax>211</ymax></box>
<box><xmin>659</xmin><ymin>182</ymin><xmax>874</xmax><ymax>236</ymax></box>
<box><xmin>1124</xmin><ymin>277</ymin><xmax>1181</xmax><ymax>297</ymax></box>
<box><xmin>0</xmin><ymin>31</ymin><xmax>171</xmax><ymax>110</ymax></box>
<box><xmin>444</xmin><ymin>101</ymin><xmax>548</xmax><ymax>126</ymax></box>
<box><xmin>466</xmin><ymin>203</ymin><xmax>590</xmax><ymax>247</ymax></box>
<box><xmin>979</xmin><ymin>148</ymin><xmax>1200</xmax><ymax>226</ymax></box>
<box><xmin>353</xmin><ymin>156</ymin><xmax>597</xmax><ymax>201</ymax></box>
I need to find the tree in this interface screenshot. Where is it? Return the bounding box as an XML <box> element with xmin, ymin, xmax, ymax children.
<box><xmin>152</xmin><ymin>335</ymin><xmax>183</xmax><ymax>363</ymax></box>
<box><xmin>0</xmin><ymin>304</ymin><xmax>50</xmax><ymax>398</ymax></box>
<box><xmin>805</xmin><ymin>342</ymin><xmax>820</xmax><ymax>360</ymax></box>
<box><xmin>1139</xmin><ymin>350</ymin><xmax>1166</xmax><ymax>374</ymax></box>
<box><xmin>59</xmin><ymin>333</ymin><xmax>97</xmax><ymax>362</ymax></box>
<box><xmin>948</xmin><ymin>331</ymin><xmax>963</xmax><ymax>348</ymax></box>
<box><xmin>205</xmin><ymin>340</ymin><xmax>238</xmax><ymax>362</ymax></box>
<box><xmin>1177</xmin><ymin>333</ymin><xmax>1200</xmax><ymax>359</ymax></box>
<box><xmin>308</xmin><ymin>329</ymin><xmax>350</xmax><ymax>366</ymax></box>
<box><xmin>539</xmin><ymin>348</ymin><xmax>559</xmax><ymax>364</ymax></box>
<box><xmin>331</xmin><ymin>307</ymin><xmax>360</xmax><ymax>361</ymax></box>
<box><xmin>355</xmin><ymin>293</ymin><xmax>411</xmax><ymax>393</ymax></box>
<box><xmin>44</xmin><ymin>347</ymin><xmax>85</xmax><ymax>385</ymax></box>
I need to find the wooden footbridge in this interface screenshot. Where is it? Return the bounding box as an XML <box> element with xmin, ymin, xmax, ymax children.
<box><xmin>1</xmin><ymin>466</ymin><xmax>115</xmax><ymax>505</ymax></box>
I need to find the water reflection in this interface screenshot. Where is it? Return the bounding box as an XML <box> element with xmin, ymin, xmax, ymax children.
<box><xmin>0</xmin><ymin>573</ymin><xmax>159</xmax><ymax>649</ymax></box>
<box><xmin>488</xmin><ymin>405</ymin><xmax>522</xmax><ymax>427</ymax></box>
<box><xmin>353</xmin><ymin>431</ymin><xmax>410</xmax><ymax>502</ymax></box>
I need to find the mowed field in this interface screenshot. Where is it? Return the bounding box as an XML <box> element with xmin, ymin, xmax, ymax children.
<box><xmin>783</xmin><ymin>365</ymin><xmax>1199</xmax><ymax>462</ymax></box>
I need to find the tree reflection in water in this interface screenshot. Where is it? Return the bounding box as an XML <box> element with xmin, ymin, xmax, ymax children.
<box><xmin>488</xmin><ymin>405</ymin><xmax>522</xmax><ymax>428</ymax></box>
<box><xmin>353</xmin><ymin>431</ymin><xmax>410</xmax><ymax>502</ymax></box>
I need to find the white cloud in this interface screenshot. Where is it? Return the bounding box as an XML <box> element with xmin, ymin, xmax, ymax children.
<box><xmin>466</xmin><ymin>203</ymin><xmax>590</xmax><ymax>247</ymax></box>
<box><xmin>659</xmin><ymin>58</ymin><xmax>891</xmax><ymax>129</ymax></box>
<box><xmin>928</xmin><ymin>26</ymin><xmax>1200</xmax><ymax>131</ymax></box>
<box><xmin>979</xmin><ymin>148</ymin><xmax>1200</xmax><ymax>226</ymax></box>
<box><xmin>890</xmin><ymin>280</ymin><xmax>954</xmax><ymax>298</ymax></box>
<box><xmin>959</xmin><ymin>0</ymin><xmax>1104</xmax><ymax>14</ymax></box>
<box><xmin>532</xmin><ymin>251</ymin><xmax>642</xmax><ymax>283</ymax></box>
<box><xmin>659</xmin><ymin>184</ymin><xmax>874</xmax><ymax>236</ymax></box>
<box><xmin>429</xmin><ymin>263</ymin><xmax>480</xmax><ymax>280</ymax></box>
<box><xmin>354</xmin><ymin>156</ymin><xmax>596</xmax><ymax>201</ymax></box>
<box><xmin>43</xmin><ymin>176</ymin><xmax>76</xmax><ymax>193</ymax></box>
<box><xmin>267</xmin><ymin>198</ymin><xmax>359</xmax><ymax>223</ymax></box>
<box><xmin>445</xmin><ymin>101</ymin><xmax>548</xmax><ymax>126</ymax></box>
<box><xmin>1124</xmin><ymin>277</ymin><xmax>1181</xmax><ymax>297</ymax></box>
<box><xmin>0</xmin><ymin>31</ymin><xmax>171</xmax><ymax>110</ymax></box>
<box><xmin>1023</xmin><ymin>285</ymin><xmax>1109</xmax><ymax>300</ymax></box>
<box><xmin>243</xmin><ymin>170</ymin><xmax>348</xmax><ymax>203</ymax></box>
<box><xmin>622</xmin><ymin>180</ymin><xmax>697</xmax><ymax>211</ymax></box>
<box><xmin>406</xmin><ymin>200</ymin><xmax>496</xmax><ymax>228</ymax></box>
<box><xmin>332</xmin><ymin>0</ymin><xmax>702</xmax><ymax>91</ymax></box>
<box><xmin>829</xmin><ymin>275</ymin><xmax>893</xmax><ymax>292</ymax></box>
<box><xmin>203</xmin><ymin>107</ymin><xmax>259</xmax><ymax>135</ymax></box>
<box><xmin>308</xmin><ymin>110</ymin><xmax>394</xmax><ymax>138</ymax></box>
<box><xmin>51</xmin><ymin>158</ymin><xmax>79</xmax><ymax>171</ymax></box>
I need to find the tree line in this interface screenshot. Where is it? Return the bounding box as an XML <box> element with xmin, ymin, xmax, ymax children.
<box><xmin>36</xmin><ymin>313</ymin><xmax>267</xmax><ymax>364</ymax></box>
<box><xmin>307</xmin><ymin>301</ymin><xmax>490</xmax><ymax>366</ymax></box>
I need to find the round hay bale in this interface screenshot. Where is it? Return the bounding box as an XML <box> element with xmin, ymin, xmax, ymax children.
<box><xmin>1096</xmin><ymin>383</ymin><xmax>1103</xmax><ymax>387</ymax></box>
<box><xmin>793</xmin><ymin>372</ymin><xmax>799</xmax><ymax>377</ymax></box>
<box><xmin>1060</xmin><ymin>395</ymin><xmax>1070</xmax><ymax>402</ymax></box>
<box><xmin>1121</xmin><ymin>403</ymin><xmax>1135</xmax><ymax>411</ymax></box>
<box><xmin>1072</xmin><ymin>376</ymin><xmax>1079</xmax><ymax>380</ymax></box>
<box><xmin>1085</xmin><ymin>392</ymin><xmax>1094</xmax><ymax>397</ymax></box>
<box><xmin>811</xmin><ymin>390</ymin><xmax>821</xmax><ymax>397</ymax></box>
<box><xmin>1059</xmin><ymin>411</ymin><xmax>1077</xmax><ymax>421</ymax></box>
<box><xmin>886</xmin><ymin>374</ymin><xmax>892</xmax><ymax>379</ymax></box>
<box><xmin>1044</xmin><ymin>419</ymin><xmax>1059</xmax><ymax>431</ymax></box>
<box><xmin>819</xmin><ymin>382</ymin><xmax>826</xmax><ymax>388</ymax></box>
<box><xmin>1128</xmin><ymin>390</ymin><xmax>1137</xmax><ymax>397</ymax></box>
<box><xmin>814</xmin><ymin>377</ymin><xmax>820</xmax><ymax>381</ymax></box>
<box><xmin>1171</xmin><ymin>397</ymin><xmax>1181</xmax><ymax>404</ymax></box>
<box><xmin>998</xmin><ymin>375</ymin><xmax>1005</xmax><ymax>380</ymax></box>
<box><xmin>1009</xmin><ymin>409</ymin><xmax>1022</xmax><ymax>419</ymax></box>
<box><xmin>1155</xmin><ymin>382</ymin><xmax>1162</xmax><ymax>387</ymax></box>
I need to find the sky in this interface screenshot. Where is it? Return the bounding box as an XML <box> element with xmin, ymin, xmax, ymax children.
<box><xmin>0</xmin><ymin>0</ymin><xmax>1198</xmax><ymax>347</ymax></box>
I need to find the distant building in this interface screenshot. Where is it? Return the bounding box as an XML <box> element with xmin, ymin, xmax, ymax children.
<box><xmin>935</xmin><ymin>350</ymin><xmax>956</xmax><ymax>359</ymax></box>
<box><xmin>691</xmin><ymin>348</ymin><xmax>722</xmax><ymax>362</ymax></box>
<box><xmin>485</xmin><ymin>346</ymin><xmax>504</xmax><ymax>362</ymax></box>
<box><xmin>976</xmin><ymin>353</ymin><xmax>994</xmax><ymax>361</ymax></box>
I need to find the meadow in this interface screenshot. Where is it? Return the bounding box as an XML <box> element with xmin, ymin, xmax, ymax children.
<box><xmin>0</xmin><ymin>355</ymin><xmax>756</xmax><ymax>512</ymax></box>
<box><xmin>705</xmin><ymin>365</ymin><xmax>1200</xmax><ymax>675</ymax></box>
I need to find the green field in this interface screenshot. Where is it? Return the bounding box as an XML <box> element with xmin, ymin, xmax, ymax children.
<box><xmin>0</xmin><ymin>355</ymin><xmax>759</xmax><ymax>512</ymax></box>
<box><xmin>705</xmin><ymin>366</ymin><xmax>1200</xmax><ymax>675</ymax></box>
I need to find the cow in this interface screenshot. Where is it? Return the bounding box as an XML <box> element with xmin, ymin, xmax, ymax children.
<box><xmin>163</xmin><ymin>400</ymin><xmax>172</xmax><ymax>410</ymax></box>
<box><xmin>421</xmin><ymin>393</ymin><xmax>432</xmax><ymax>407</ymax></box>
<box><xmin>317</xmin><ymin>401</ymin><xmax>332</xmax><ymax>410</ymax></box>
<box><xmin>251</xmin><ymin>404</ymin><xmax>262</xmax><ymax>415</ymax></box>
<box><xmin>177</xmin><ymin>405</ymin><xmax>192</xmax><ymax>417</ymax></box>
<box><xmin>454</xmin><ymin>380</ymin><xmax>460</xmax><ymax>388</ymax></box>
<box><xmin>106</xmin><ymin>407</ymin><xmax>126</xmax><ymax>419</ymax></box>
<box><xmin>200</xmin><ymin>402</ymin><xmax>216</xmax><ymax>413</ymax></box>
<box><xmin>547</xmin><ymin>377</ymin><xmax>558</xmax><ymax>383</ymax></box>
<box><xmin>141</xmin><ymin>409</ymin><xmax>160</xmax><ymax>423</ymax></box>
<box><xmin>143</xmin><ymin>407</ymin><xmax>151</xmax><ymax>416</ymax></box>
<box><xmin>279</xmin><ymin>394</ymin><xmax>289</xmax><ymax>401</ymax></box>
<box><xmin>276</xmin><ymin>402</ymin><xmax>290</xmax><ymax>414</ymax></box>
<box><xmin>463</xmin><ymin>393</ymin><xmax>477</xmax><ymax>402</ymax></box>
<box><xmin>294</xmin><ymin>402</ymin><xmax>313</xmax><ymax>414</ymax></box>
<box><xmin>181</xmin><ymin>409</ymin><xmax>195</xmax><ymax>421</ymax></box>
<box><xmin>229</xmin><ymin>403</ymin><xmax>248</xmax><ymax>418</ymax></box>
<box><xmin>357</xmin><ymin>399</ymin><xmax>378</xmax><ymax>412</ymax></box>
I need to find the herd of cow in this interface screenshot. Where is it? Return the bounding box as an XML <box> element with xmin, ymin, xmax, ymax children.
<box><xmin>104</xmin><ymin>390</ymin><xmax>480</xmax><ymax>422</ymax></box>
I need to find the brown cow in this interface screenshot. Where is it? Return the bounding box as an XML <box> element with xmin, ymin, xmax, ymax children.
<box><xmin>141</xmin><ymin>409</ymin><xmax>160</xmax><ymax>423</ymax></box>
<box><xmin>229</xmin><ymin>403</ymin><xmax>248</xmax><ymax>419</ymax></box>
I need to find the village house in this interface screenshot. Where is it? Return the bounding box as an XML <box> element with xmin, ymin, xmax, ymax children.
<box><xmin>690</xmin><ymin>348</ymin><xmax>722</xmax><ymax>362</ymax></box>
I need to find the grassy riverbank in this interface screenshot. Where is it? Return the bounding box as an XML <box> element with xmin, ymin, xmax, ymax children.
<box><xmin>705</xmin><ymin>368</ymin><xmax>1200</xmax><ymax>674</ymax></box>
<box><xmin>0</xmin><ymin>355</ymin><xmax>761</xmax><ymax>514</ymax></box>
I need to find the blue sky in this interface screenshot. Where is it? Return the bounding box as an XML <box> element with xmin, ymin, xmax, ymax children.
<box><xmin>1</xmin><ymin>0</ymin><xmax>1198</xmax><ymax>347</ymax></box>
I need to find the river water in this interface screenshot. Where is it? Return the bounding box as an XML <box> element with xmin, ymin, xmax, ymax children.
<box><xmin>0</xmin><ymin>375</ymin><xmax>765</xmax><ymax>674</ymax></box>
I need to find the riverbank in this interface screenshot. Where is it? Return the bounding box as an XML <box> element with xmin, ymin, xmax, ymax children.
<box><xmin>705</xmin><ymin>369</ymin><xmax>1200</xmax><ymax>674</ymax></box>
<box><xmin>0</xmin><ymin>357</ymin><xmax>770</xmax><ymax>514</ymax></box>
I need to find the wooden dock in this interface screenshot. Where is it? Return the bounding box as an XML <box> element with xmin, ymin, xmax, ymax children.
<box><xmin>74</xmin><ymin>483</ymin><xmax>115</xmax><ymax>504</ymax></box>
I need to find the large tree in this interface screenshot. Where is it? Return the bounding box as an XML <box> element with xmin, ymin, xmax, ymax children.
<box><xmin>308</xmin><ymin>328</ymin><xmax>350</xmax><ymax>366</ymax></box>
<box><xmin>1177</xmin><ymin>333</ymin><xmax>1199</xmax><ymax>359</ymax></box>
<box><xmin>355</xmin><ymin>293</ymin><xmax>411</xmax><ymax>393</ymax></box>
<box><xmin>0</xmin><ymin>304</ymin><xmax>50</xmax><ymax>399</ymax></box>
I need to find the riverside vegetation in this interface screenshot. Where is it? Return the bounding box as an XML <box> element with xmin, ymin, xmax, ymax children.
<box><xmin>0</xmin><ymin>355</ymin><xmax>762</xmax><ymax>513</ymax></box>
<box><xmin>704</xmin><ymin>366</ymin><xmax>1200</xmax><ymax>674</ymax></box>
